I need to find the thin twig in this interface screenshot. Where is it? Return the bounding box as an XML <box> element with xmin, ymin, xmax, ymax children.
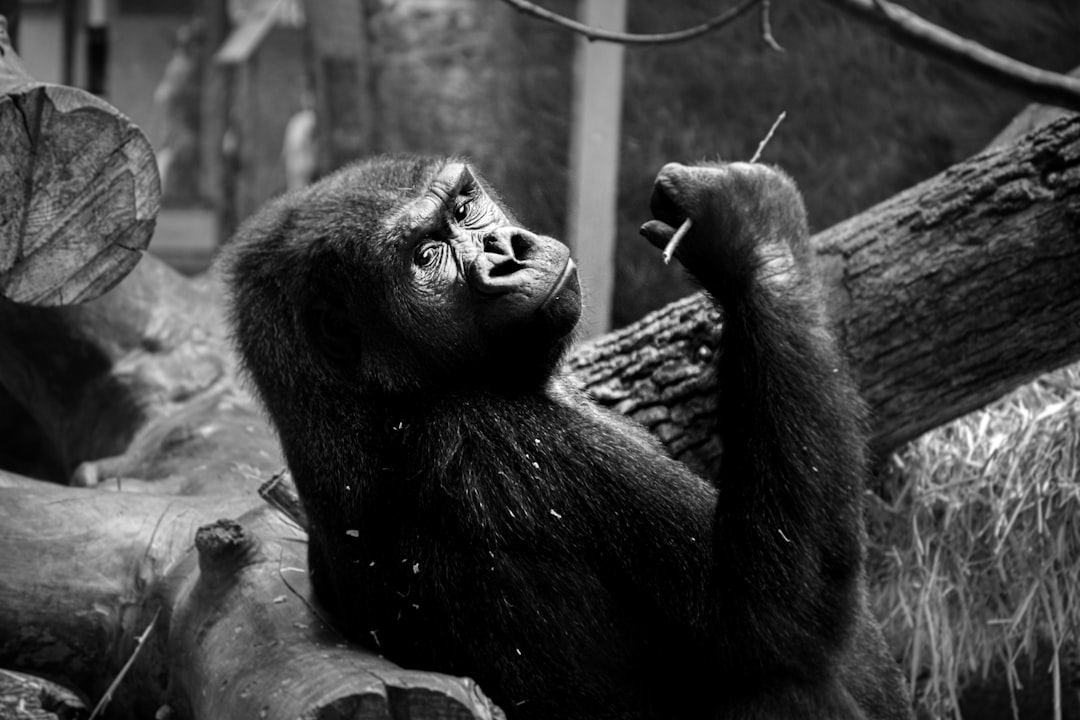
<box><xmin>258</xmin><ymin>468</ymin><xmax>308</xmax><ymax>531</ymax></box>
<box><xmin>663</xmin><ymin>111</ymin><xmax>787</xmax><ymax>264</ymax></box>
<box><xmin>817</xmin><ymin>0</ymin><xmax>1080</xmax><ymax>112</ymax></box>
<box><xmin>749</xmin><ymin>111</ymin><xmax>787</xmax><ymax>163</ymax></box>
<box><xmin>760</xmin><ymin>0</ymin><xmax>785</xmax><ymax>52</ymax></box>
<box><xmin>500</xmin><ymin>0</ymin><xmax>764</xmax><ymax>45</ymax></box>
<box><xmin>662</xmin><ymin>219</ymin><xmax>694</xmax><ymax>265</ymax></box>
<box><xmin>88</xmin><ymin>608</ymin><xmax>161</xmax><ymax>720</ymax></box>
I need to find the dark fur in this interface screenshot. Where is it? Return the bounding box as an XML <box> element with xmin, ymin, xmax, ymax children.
<box><xmin>221</xmin><ymin>156</ymin><xmax>910</xmax><ymax>719</ymax></box>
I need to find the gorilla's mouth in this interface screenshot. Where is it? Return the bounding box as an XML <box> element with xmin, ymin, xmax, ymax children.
<box><xmin>535</xmin><ymin>256</ymin><xmax>581</xmax><ymax>339</ymax></box>
<box><xmin>539</xmin><ymin>257</ymin><xmax>579</xmax><ymax>312</ymax></box>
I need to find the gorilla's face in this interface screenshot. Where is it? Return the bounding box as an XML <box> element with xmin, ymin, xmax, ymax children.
<box><xmin>282</xmin><ymin>157</ymin><xmax>581</xmax><ymax>392</ymax></box>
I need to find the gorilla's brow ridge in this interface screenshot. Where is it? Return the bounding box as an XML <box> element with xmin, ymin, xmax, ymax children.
<box><xmin>384</xmin><ymin>162</ymin><xmax>473</xmax><ymax>240</ymax></box>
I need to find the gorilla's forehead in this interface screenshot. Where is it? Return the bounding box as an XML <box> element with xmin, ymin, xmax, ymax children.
<box><xmin>382</xmin><ymin>161</ymin><xmax>471</xmax><ymax>238</ymax></box>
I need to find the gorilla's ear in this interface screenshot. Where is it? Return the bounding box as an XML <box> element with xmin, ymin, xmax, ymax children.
<box><xmin>305</xmin><ymin>294</ymin><xmax>359</xmax><ymax>363</ymax></box>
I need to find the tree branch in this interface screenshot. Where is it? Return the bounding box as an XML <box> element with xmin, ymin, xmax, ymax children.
<box><xmin>817</xmin><ymin>0</ymin><xmax>1080</xmax><ymax>112</ymax></box>
<box><xmin>502</xmin><ymin>0</ymin><xmax>1080</xmax><ymax>113</ymax></box>
<box><xmin>759</xmin><ymin>0</ymin><xmax>784</xmax><ymax>52</ymax></box>
<box><xmin>500</xmin><ymin>0</ymin><xmax>763</xmax><ymax>45</ymax></box>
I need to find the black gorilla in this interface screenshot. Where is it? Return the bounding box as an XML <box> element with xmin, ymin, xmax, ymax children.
<box><xmin>221</xmin><ymin>156</ymin><xmax>910</xmax><ymax>719</ymax></box>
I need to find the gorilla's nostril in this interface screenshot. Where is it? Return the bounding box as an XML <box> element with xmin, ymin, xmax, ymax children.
<box><xmin>488</xmin><ymin>260</ymin><xmax>522</xmax><ymax>278</ymax></box>
<box><xmin>484</xmin><ymin>229</ymin><xmax>536</xmax><ymax>262</ymax></box>
<box><xmin>510</xmin><ymin>233</ymin><xmax>533</xmax><ymax>260</ymax></box>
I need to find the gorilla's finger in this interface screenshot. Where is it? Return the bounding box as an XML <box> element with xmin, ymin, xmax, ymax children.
<box><xmin>639</xmin><ymin>219</ymin><xmax>675</xmax><ymax>250</ymax></box>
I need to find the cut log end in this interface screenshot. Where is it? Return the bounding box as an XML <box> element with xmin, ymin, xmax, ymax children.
<box><xmin>196</xmin><ymin>519</ymin><xmax>259</xmax><ymax>581</ymax></box>
<box><xmin>0</xmin><ymin>55</ymin><xmax>160</xmax><ymax>307</ymax></box>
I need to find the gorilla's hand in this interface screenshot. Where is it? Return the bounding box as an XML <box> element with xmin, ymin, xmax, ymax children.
<box><xmin>640</xmin><ymin>162</ymin><xmax>811</xmax><ymax>303</ymax></box>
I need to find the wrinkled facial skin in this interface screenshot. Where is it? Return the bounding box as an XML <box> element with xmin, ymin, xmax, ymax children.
<box><xmin>308</xmin><ymin>158</ymin><xmax>582</xmax><ymax>392</ymax></box>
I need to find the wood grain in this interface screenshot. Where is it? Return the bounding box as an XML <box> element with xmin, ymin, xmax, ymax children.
<box><xmin>0</xmin><ymin>16</ymin><xmax>159</xmax><ymax>306</ymax></box>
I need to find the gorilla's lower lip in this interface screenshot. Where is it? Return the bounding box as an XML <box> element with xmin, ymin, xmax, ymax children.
<box><xmin>538</xmin><ymin>257</ymin><xmax>579</xmax><ymax>311</ymax></box>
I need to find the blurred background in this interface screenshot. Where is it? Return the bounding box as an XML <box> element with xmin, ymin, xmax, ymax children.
<box><xmin>5</xmin><ymin>0</ymin><xmax>1078</xmax><ymax>333</ymax></box>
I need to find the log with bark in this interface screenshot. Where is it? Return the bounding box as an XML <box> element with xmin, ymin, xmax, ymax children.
<box><xmin>2</xmin><ymin>31</ymin><xmax>1079</xmax><ymax>719</ymax></box>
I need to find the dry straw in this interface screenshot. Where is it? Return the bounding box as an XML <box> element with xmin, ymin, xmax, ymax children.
<box><xmin>867</xmin><ymin>362</ymin><xmax>1080</xmax><ymax>719</ymax></box>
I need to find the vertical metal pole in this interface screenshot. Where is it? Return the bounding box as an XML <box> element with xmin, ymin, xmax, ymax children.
<box><xmin>565</xmin><ymin>0</ymin><xmax>626</xmax><ymax>338</ymax></box>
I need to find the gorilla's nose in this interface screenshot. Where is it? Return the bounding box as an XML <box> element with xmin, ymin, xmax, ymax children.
<box><xmin>469</xmin><ymin>227</ymin><xmax>575</xmax><ymax>306</ymax></box>
<box><xmin>482</xmin><ymin>227</ymin><xmax>538</xmax><ymax>277</ymax></box>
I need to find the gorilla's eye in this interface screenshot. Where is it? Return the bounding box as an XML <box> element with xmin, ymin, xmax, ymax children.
<box><xmin>415</xmin><ymin>243</ymin><xmax>442</xmax><ymax>267</ymax></box>
<box><xmin>453</xmin><ymin>201</ymin><xmax>472</xmax><ymax>223</ymax></box>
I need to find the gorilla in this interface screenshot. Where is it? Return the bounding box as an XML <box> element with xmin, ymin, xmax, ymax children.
<box><xmin>221</xmin><ymin>155</ymin><xmax>910</xmax><ymax>719</ymax></box>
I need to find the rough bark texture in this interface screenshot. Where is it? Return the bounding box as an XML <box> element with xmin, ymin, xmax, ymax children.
<box><xmin>0</xmin><ymin>17</ymin><xmax>159</xmax><ymax>306</ymax></box>
<box><xmin>568</xmin><ymin>115</ymin><xmax>1080</xmax><ymax>476</ymax></box>
<box><xmin>567</xmin><ymin>294</ymin><xmax>724</xmax><ymax>476</ymax></box>
<box><xmin>822</xmin><ymin>114</ymin><xmax>1080</xmax><ymax>453</ymax></box>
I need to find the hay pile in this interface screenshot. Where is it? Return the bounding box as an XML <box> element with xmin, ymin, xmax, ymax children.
<box><xmin>867</xmin><ymin>362</ymin><xmax>1080</xmax><ymax>718</ymax></box>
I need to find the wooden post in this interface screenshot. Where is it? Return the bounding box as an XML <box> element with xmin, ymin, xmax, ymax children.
<box><xmin>565</xmin><ymin>0</ymin><xmax>626</xmax><ymax>338</ymax></box>
<box><xmin>199</xmin><ymin>0</ymin><xmax>230</xmax><ymax>229</ymax></box>
<box><xmin>303</xmin><ymin>0</ymin><xmax>377</xmax><ymax>171</ymax></box>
